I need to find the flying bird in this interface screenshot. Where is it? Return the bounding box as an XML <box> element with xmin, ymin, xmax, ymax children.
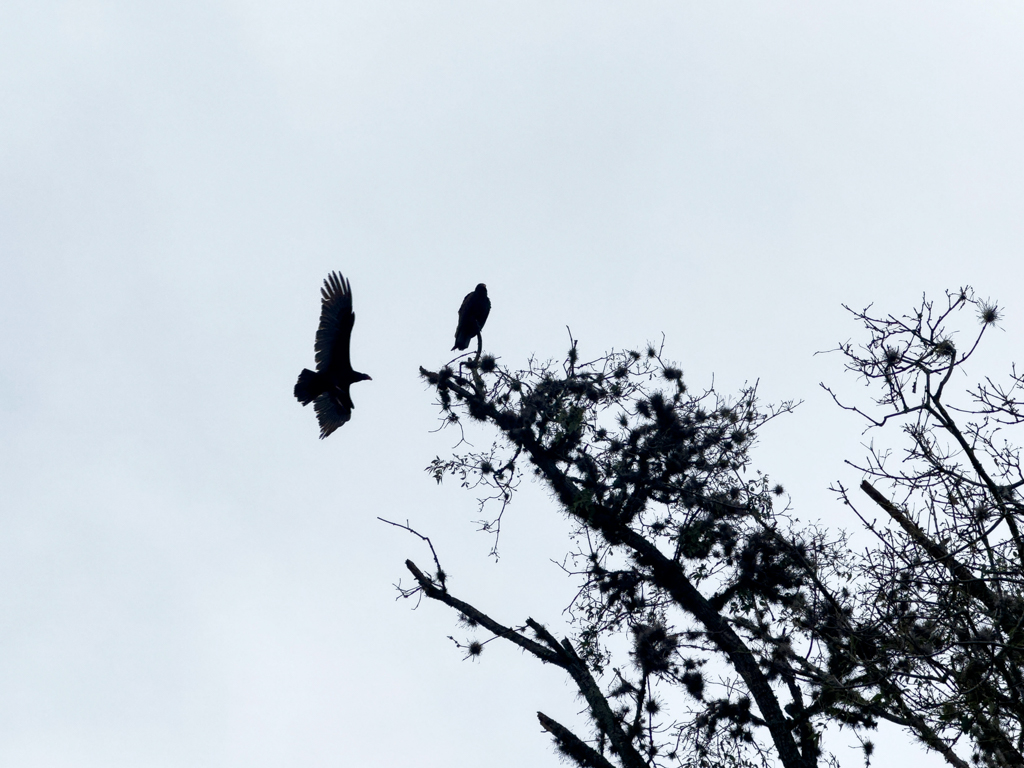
<box><xmin>294</xmin><ymin>272</ymin><xmax>371</xmax><ymax>438</ymax></box>
<box><xmin>452</xmin><ymin>283</ymin><xmax>491</xmax><ymax>351</ymax></box>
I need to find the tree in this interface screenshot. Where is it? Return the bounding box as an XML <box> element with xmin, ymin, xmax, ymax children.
<box><xmin>822</xmin><ymin>288</ymin><xmax>1024</xmax><ymax>768</ymax></box>
<box><xmin>395</xmin><ymin>288</ymin><xmax>1023</xmax><ymax>768</ymax></box>
<box><xmin>398</xmin><ymin>341</ymin><xmax>874</xmax><ymax>768</ymax></box>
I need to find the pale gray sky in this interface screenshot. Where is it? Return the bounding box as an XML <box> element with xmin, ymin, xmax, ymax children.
<box><xmin>2</xmin><ymin>2</ymin><xmax>1023</xmax><ymax>766</ymax></box>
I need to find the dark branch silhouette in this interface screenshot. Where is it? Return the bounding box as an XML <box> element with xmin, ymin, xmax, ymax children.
<box><xmin>822</xmin><ymin>289</ymin><xmax>1023</xmax><ymax>768</ymax></box>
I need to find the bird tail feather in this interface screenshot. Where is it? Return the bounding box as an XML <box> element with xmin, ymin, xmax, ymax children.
<box><xmin>294</xmin><ymin>369</ymin><xmax>322</xmax><ymax>405</ymax></box>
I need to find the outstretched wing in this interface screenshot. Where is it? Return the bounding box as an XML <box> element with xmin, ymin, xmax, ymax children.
<box><xmin>313</xmin><ymin>388</ymin><xmax>353</xmax><ymax>439</ymax></box>
<box><xmin>313</xmin><ymin>272</ymin><xmax>355</xmax><ymax>375</ymax></box>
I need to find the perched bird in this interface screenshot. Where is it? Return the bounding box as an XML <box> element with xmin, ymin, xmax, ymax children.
<box><xmin>294</xmin><ymin>272</ymin><xmax>371</xmax><ymax>438</ymax></box>
<box><xmin>451</xmin><ymin>283</ymin><xmax>491</xmax><ymax>351</ymax></box>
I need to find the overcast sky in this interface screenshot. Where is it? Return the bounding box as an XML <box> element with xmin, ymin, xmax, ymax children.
<box><xmin>2</xmin><ymin>2</ymin><xmax>1023</xmax><ymax>767</ymax></box>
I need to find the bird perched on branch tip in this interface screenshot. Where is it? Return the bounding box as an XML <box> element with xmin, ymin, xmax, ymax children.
<box><xmin>452</xmin><ymin>283</ymin><xmax>491</xmax><ymax>351</ymax></box>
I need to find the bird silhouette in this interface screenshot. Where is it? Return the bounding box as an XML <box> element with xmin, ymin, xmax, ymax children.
<box><xmin>294</xmin><ymin>272</ymin><xmax>371</xmax><ymax>438</ymax></box>
<box><xmin>452</xmin><ymin>283</ymin><xmax>490</xmax><ymax>351</ymax></box>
